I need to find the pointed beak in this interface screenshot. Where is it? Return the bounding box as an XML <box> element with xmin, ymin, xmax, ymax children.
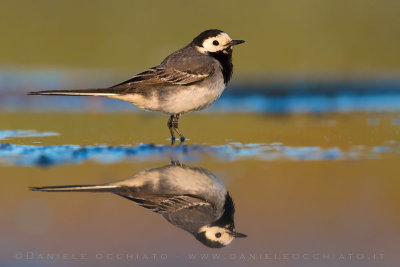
<box><xmin>231</xmin><ymin>40</ymin><xmax>245</xmax><ymax>46</ymax></box>
<box><xmin>233</xmin><ymin>232</ymin><xmax>247</xmax><ymax>238</ymax></box>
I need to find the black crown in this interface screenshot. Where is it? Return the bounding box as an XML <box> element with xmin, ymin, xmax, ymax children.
<box><xmin>192</xmin><ymin>29</ymin><xmax>224</xmax><ymax>47</ymax></box>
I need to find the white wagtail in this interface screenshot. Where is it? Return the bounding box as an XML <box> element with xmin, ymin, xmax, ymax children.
<box><xmin>28</xmin><ymin>29</ymin><xmax>245</xmax><ymax>144</ymax></box>
<box><xmin>30</xmin><ymin>162</ymin><xmax>247</xmax><ymax>248</ymax></box>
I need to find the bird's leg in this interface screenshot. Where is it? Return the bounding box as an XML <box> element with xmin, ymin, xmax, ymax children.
<box><xmin>172</xmin><ymin>114</ymin><xmax>185</xmax><ymax>143</ymax></box>
<box><xmin>167</xmin><ymin>115</ymin><xmax>176</xmax><ymax>145</ymax></box>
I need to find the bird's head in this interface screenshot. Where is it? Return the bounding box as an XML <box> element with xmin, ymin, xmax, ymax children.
<box><xmin>192</xmin><ymin>29</ymin><xmax>245</xmax><ymax>55</ymax></box>
<box><xmin>195</xmin><ymin>225</ymin><xmax>247</xmax><ymax>248</ymax></box>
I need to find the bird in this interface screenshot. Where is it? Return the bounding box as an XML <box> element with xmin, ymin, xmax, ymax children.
<box><xmin>28</xmin><ymin>29</ymin><xmax>245</xmax><ymax>144</ymax></box>
<box><xmin>30</xmin><ymin>161</ymin><xmax>247</xmax><ymax>248</ymax></box>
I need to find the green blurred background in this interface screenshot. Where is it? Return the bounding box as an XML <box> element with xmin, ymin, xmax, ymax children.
<box><xmin>1</xmin><ymin>0</ymin><xmax>400</xmax><ymax>79</ymax></box>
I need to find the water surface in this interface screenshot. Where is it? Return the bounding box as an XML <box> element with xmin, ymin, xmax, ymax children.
<box><xmin>0</xmin><ymin>112</ymin><xmax>399</xmax><ymax>266</ymax></box>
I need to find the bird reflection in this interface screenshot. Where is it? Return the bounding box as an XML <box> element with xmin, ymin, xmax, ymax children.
<box><xmin>30</xmin><ymin>161</ymin><xmax>246</xmax><ymax>248</ymax></box>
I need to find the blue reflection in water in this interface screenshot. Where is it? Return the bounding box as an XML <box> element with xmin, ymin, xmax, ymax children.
<box><xmin>0</xmin><ymin>140</ymin><xmax>398</xmax><ymax>167</ymax></box>
<box><xmin>0</xmin><ymin>130</ymin><xmax>59</xmax><ymax>140</ymax></box>
<box><xmin>3</xmin><ymin>93</ymin><xmax>400</xmax><ymax>113</ymax></box>
<box><xmin>2</xmin><ymin>70</ymin><xmax>400</xmax><ymax>113</ymax></box>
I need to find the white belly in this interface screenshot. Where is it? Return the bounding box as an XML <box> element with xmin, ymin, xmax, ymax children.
<box><xmin>160</xmin><ymin>81</ymin><xmax>225</xmax><ymax>114</ymax></box>
<box><xmin>109</xmin><ymin>78</ymin><xmax>226</xmax><ymax>115</ymax></box>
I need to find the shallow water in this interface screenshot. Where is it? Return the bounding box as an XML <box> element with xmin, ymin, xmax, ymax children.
<box><xmin>1</xmin><ymin>112</ymin><xmax>399</xmax><ymax>266</ymax></box>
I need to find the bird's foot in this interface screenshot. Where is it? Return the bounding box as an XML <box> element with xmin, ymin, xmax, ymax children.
<box><xmin>168</xmin><ymin>137</ymin><xmax>187</xmax><ymax>146</ymax></box>
<box><xmin>169</xmin><ymin>137</ymin><xmax>179</xmax><ymax>146</ymax></box>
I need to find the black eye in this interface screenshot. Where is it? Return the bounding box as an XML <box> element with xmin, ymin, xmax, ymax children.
<box><xmin>212</xmin><ymin>40</ymin><xmax>219</xmax><ymax>46</ymax></box>
<box><xmin>215</xmin><ymin>232</ymin><xmax>221</xmax><ymax>238</ymax></box>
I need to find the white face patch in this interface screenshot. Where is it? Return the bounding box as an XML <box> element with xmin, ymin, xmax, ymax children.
<box><xmin>196</xmin><ymin>33</ymin><xmax>232</xmax><ymax>54</ymax></box>
<box><xmin>199</xmin><ymin>225</ymin><xmax>234</xmax><ymax>246</ymax></box>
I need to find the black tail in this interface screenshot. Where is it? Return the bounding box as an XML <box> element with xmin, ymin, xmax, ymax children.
<box><xmin>28</xmin><ymin>88</ymin><xmax>118</xmax><ymax>96</ymax></box>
